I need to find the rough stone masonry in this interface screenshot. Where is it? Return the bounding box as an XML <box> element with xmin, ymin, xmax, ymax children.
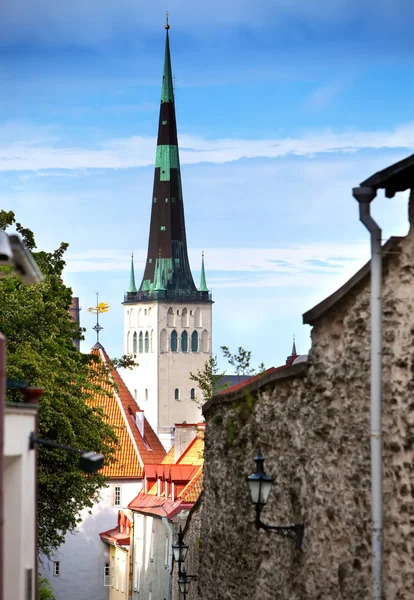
<box><xmin>199</xmin><ymin>227</ymin><xmax>414</xmax><ymax>599</ymax></box>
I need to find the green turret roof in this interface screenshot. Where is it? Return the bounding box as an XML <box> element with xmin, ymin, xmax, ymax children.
<box><xmin>199</xmin><ymin>252</ymin><xmax>208</xmax><ymax>292</ymax></box>
<box><xmin>128</xmin><ymin>253</ymin><xmax>137</xmax><ymax>293</ymax></box>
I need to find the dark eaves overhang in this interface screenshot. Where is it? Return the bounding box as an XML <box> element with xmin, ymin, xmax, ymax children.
<box><xmin>202</xmin><ymin>362</ymin><xmax>308</xmax><ymax>418</ymax></box>
<box><xmin>359</xmin><ymin>152</ymin><xmax>414</xmax><ymax>198</ymax></box>
<box><xmin>303</xmin><ymin>237</ymin><xmax>402</xmax><ymax>326</ymax></box>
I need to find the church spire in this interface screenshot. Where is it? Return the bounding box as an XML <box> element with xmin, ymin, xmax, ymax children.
<box><xmin>199</xmin><ymin>251</ymin><xmax>208</xmax><ymax>292</ymax></box>
<box><xmin>136</xmin><ymin>20</ymin><xmax>198</xmax><ymax>299</ymax></box>
<box><xmin>291</xmin><ymin>335</ymin><xmax>297</xmax><ymax>357</ymax></box>
<box><xmin>128</xmin><ymin>253</ymin><xmax>138</xmax><ymax>293</ymax></box>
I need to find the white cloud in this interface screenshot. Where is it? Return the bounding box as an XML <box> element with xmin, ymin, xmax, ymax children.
<box><xmin>0</xmin><ymin>122</ymin><xmax>413</xmax><ymax>172</ymax></box>
<box><xmin>65</xmin><ymin>243</ymin><xmax>370</xmax><ymax>289</ymax></box>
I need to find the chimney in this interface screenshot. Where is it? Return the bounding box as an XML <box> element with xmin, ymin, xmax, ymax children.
<box><xmin>136</xmin><ymin>412</ymin><xmax>144</xmax><ymax>438</ymax></box>
<box><xmin>174</xmin><ymin>424</ymin><xmax>198</xmax><ymax>462</ymax></box>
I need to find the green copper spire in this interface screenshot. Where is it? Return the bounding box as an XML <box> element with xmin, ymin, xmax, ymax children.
<box><xmin>153</xmin><ymin>256</ymin><xmax>166</xmax><ymax>292</ymax></box>
<box><xmin>161</xmin><ymin>21</ymin><xmax>174</xmax><ymax>104</ymax></box>
<box><xmin>199</xmin><ymin>251</ymin><xmax>208</xmax><ymax>292</ymax></box>
<box><xmin>128</xmin><ymin>253</ymin><xmax>137</xmax><ymax>293</ymax></box>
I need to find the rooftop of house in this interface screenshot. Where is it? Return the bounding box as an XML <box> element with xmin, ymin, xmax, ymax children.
<box><xmin>89</xmin><ymin>343</ymin><xmax>166</xmax><ymax>478</ymax></box>
<box><xmin>128</xmin><ymin>424</ymin><xmax>205</xmax><ymax>518</ymax></box>
<box><xmin>99</xmin><ymin>509</ymin><xmax>133</xmax><ymax>548</ymax></box>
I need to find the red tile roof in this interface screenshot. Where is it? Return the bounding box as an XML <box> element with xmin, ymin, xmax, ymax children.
<box><xmin>128</xmin><ymin>427</ymin><xmax>204</xmax><ymax>516</ymax></box>
<box><xmin>99</xmin><ymin>510</ymin><xmax>133</xmax><ymax>546</ymax></box>
<box><xmin>89</xmin><ymin>343</ymin><xmax>166</xmax><ymax>479</ymax></box>
<box><xmin>218</xmin><ymin>367</ymin><xmax>280</xmax><ymax>395</ymax></box>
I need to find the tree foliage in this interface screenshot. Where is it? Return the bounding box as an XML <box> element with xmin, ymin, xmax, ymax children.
<box><xmin>189</xmin><ymin>356</ymin><xmax>228</xmax><ymax>407</ymax></box>
<box><xmin>190</xmin><ymin>347</ymin><xmax>265</xmax><ymax>407</ymax></box>
<box><xmin>0</xmin><ymin>212</ymin><xmax>117</xmax><ymax>555</ymax></box>
<box><xmin>39</xmin><ymin>576</ymin><xmax>56</xmax><ymax>600</ymax></box>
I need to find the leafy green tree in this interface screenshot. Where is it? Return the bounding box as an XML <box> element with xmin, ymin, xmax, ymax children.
<box><xmin>0</xmin><ymin>211</ymin><xmax>117</xmax><ymax>555</ymax></box>
<box><xmin>221</xmin><ymin>345</ymin><xmax>266</xmax><ymax>378</ymax></box>
<box><xmin>190</xmin><ymin>347</ymin><xmax>266</xmax><ymax>407</ymax></box>
<box><xmin>39</xmin><ymin>576</ymin><xmax>56</xmax><ymax>600</ymax></box>
<box><xmin>189</xmin><ymin>356</ymin><xmax>229</xmax><ymax>406</ymax></box>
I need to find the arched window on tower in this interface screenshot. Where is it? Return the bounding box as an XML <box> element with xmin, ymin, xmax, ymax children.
<box><xmin>133</xmin><ymin>332</ymin><xmax>137</xmax><ymax>354</ymax></box>
<box><xmin>138</xmin><ymin>309</ymin><xmax>142</xmax><ymax>327</ymax></box>
<box><xmin>150</xmin><ymin>330</ymin><xmax>153</xmax><ymax>352</ymax></box>
<box><xmin>129</xmin><ymin>308</ymin><xmax>134</xmax><ymax>328</ymax></box>
<box><xmin>148</xmin><ymin>307</ymin><xmax>152</xmax><ymax>326</ymax></box>
<box><xmin>167</xmin><ymin>307</ymin><xmax>175</xmax><ymax>327</ymax></box>
<box><xmin>144</xmin><ymin>331</ymin><xmax>149</xmax><ymax>353</ymax></box>
<box><xmin>139</xmin><ymin>331</ymin><xmax>143</xmax><ymax>353</ymax></box>
<box><xmin>174</xmin><ymin>388</ymin><xmax>180</xmax><ymax>401</ymax></box>
<box><xmin>190</xmin><ymin>388</ymin><xmax>195</xmax><ymax>400</ymax></box>
<box><xmin>160</xmin><ymin>329</ymin><xmax>167</xmax><ymax>352</ymax></box>
<box><xmin>127</xmin><ymin>331</ymin><xmax>130</xmax><ymax>354</ymax></box>
<box><xmin>194</xmin><ymin>308</ymin><xmax>201</xmax><ymax>327</ymax></box>
<box><xmin>181</xmin><ymin>308</ymin><xmax>188</xmax><ymax>327</ymax></box>
<box><xmin>181</xmin><ymin>331</ymin><xmax>188</xmax><ymax>352</ymax></box>
<box><xmin>191</xmin><ymin>331</ymin><xmax>198</xmax><ymax>352</ymax></box>
<box><xmin>171</xmin><ymin>330</ymin><xmax>178</xmax><ymax>352</ymax></box>
<box><xmin>201</xmin><ymin>329</ymin><xmax>209</xmax><ymax>352</ymax></box>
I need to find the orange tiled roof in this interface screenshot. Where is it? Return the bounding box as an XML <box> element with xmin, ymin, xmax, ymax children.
<box><xmin>177</xmin><ymin>435</ymin><xmax>204</xmax><ymax>466</ymax></box>
<box><xmin>178</xmin><ymin>466</ymin><xmax>203</xmax><ymax>503</ymax></box>
<box><xmin>88</xmin><ymin>343</ymin><xmax>166</xmax><ymax>479</ymax></box>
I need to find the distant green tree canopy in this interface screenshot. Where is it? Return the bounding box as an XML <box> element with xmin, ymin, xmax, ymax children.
<box><xmin>0</xmin><ymin>211</ymin><xmax>117</xmax><ymax>555</ymax></box>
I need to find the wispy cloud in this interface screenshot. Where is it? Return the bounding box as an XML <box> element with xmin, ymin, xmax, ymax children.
<box><xmin>65</xmin><ymin>243</ymin><xmax>370</xmax><ymax>290</ymax></box>
<box><xmin>1</xmin><ymin>121</ymin><xmax>413</xmax><ymax>172</ymax></box>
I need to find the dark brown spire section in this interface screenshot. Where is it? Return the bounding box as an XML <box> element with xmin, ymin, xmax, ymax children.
<box><xmin>124</xmin><ymin>24</ymin><xmax>211</xmax><ymax>305</ymax></box>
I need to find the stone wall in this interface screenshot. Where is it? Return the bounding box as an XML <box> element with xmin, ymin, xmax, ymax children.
<box><xmin>199</xmin><ymin>229</ymin><xmax>414</xmax><ymax>600</ymax></box>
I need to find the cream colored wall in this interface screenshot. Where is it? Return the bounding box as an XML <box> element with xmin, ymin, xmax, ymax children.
<box><xmin>108</xmin><ymin>545</ymin><xmax>129</xmax><ymax>600</ymax></box>
<box><xmin>4</xmin><ymin>405</ymin><xmax>37</xmax><ymax>600</ymax></box>
<box><xmin>131</xmin><ymin>513</ymin><xmax>171</xmax><ymax>600</ymax></box>
<box><xmin>123</xmin><ymin>301</ymin><xmax>212</xmax><ymax>447</ymax></box>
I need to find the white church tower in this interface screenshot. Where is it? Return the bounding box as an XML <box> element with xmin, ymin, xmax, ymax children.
<box><xmin>123</xmin><ymin>23</ymin><xmax>212</xmax><ymax>449</ymax></box>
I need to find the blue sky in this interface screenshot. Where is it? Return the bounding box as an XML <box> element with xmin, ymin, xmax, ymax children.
<box><xmin>2</xmin><ymin>0</ymin><xmax>414</xmax><ymax>370</ymax></box>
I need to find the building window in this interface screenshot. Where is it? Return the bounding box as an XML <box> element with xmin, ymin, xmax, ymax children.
<box><xmin>160</xmin><ymin>226</ymin><xmax>166</xmax><ymax>231</ymax></box>
<box><xmin>181</xmin><ymin>330</ymin><xmax>188</xmax><ymax>352</ymax></box>
<box><xmin>144</xmin><ymin>309</ymin><xmax>147</xmax><ymax>315</ymax></box>
<box><xmin>127</xmin><ymin>331</ymin><xmax>130</xmax><ymax>354</ymax></box>
<box><xmin>133</xmin><ymin>332</ymin><xmax>137</xmax><ymax>354</ymax></box>
<box><xmin>194</xmin><ymin>307</ymin><xmax>201</xmax><ymax>327</ymax></box>
<box><xmin>160</xmin><ymin>329</ymin><xmax>167</xmax><ymax>352</ymax></box>
<box><xmin>190</xmin><ymin>310</ymin><xmax>193</xmax><ymax>316</ymax></box>
<box><xmin>145</xmin><ymin>388</ymin><xmax>148</xmax><ymax>401</ymax></box>
<box><xmin>139</xmin><ymin>331</ymin><xmax>143</xmax><ymax>353</ymax></box>
<box><xmin>181</xmin><ymin>308</ymin><xmax>188</xmax><ymax>327</ymax></box>
<box><xmin>190</xmin><ymin>388</ymin><xmax>195</xmax><ymax>400</ymax></box>
<box><xmin>114</xmin><ymin>485</ymin><xmax>121</xmax><ymax>507</ymax></box>
<box><xmin>111</xmin><ymin>557</ymin><xmax>115</xmax><ymax>588</ymax></box>
<box><xmin>191</xmin><ymin>330</ymin><xmax>198</xmax><ymax>352</ymax></box>
<box><xmin>145</xmin><ymin>331</ymin><xmax>149</xmax><ymax>353</ymax></box>
<box><xmin>53</xmin><ymin>562</ymin><xmax>60</xmax><ymax>577</ymax></box>
<box><xmin>150</xmin><ymin>530</ymin><xmax>155</xmax><ymax>562</ymax></box>
<box><xmin>167</xmin><ymin>307</ymin><xmax>175</xmax><ymax>327</ymax></box>
<box><xmin>171</xmin><ymin>330</ymin><xmax>178</xmax><ymax>352</ymax></box>
<box><xmin>177</xmin><ymin>309</ymin><xmax>180</xmax><ymax>315</ymax></box>
<box><xmin>104</xmin><ymin>563</ymin><xmax>111</xmax><ymax>586</ymax></box>
<box><xmin>175</xmin><ymin>388</ymin><xmax>180</xmax><ymax>401</ymax></box>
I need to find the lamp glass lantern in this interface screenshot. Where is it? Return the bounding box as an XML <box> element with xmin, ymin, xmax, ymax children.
<box><xmin>247</xmin><ymin>449</ymin><xmax>273</xmax><ymax>506</ymax></box>
<box><xmin>172</xmin><ymin>528</ymin><xmax>189</xmax><ymax>563</ymax></box>
<box><xmin>178</xmin><ymin>568</ymin><xmax>191</xmax><ymax>595</ymax></box>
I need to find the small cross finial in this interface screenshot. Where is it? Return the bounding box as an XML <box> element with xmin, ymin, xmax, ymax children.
<box><xmin>165</xmin><ymin>12</ymin><xmax>170</xmax><ymax>30</ymax></box>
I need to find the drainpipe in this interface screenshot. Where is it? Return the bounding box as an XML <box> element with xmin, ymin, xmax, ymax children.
<box><xmin>353</xmin><ymin>186</ymin><xmax>382</xmax><ymax>600</ymax></box>
<box><xmin>162</xmin><ymin>518</ymin><xmax>174</xmax><ymax>600</ymax></box>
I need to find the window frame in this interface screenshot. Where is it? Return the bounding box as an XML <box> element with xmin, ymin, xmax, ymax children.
<box><xmin>53</xmin><ymin>561</ymin><xmax>60</xmax><ymax>577</ymax></box>
<box><xmin>170</xmin><ymin>330</ymin><xmax>178</xmax><ymax>352</ymax></box>
<box><xmin>104</xmin><ymin>562</ymin><xmax>111</xmax><ymax>587</ymax></box>
<box><xmin>113</xmin><ymin>485</ymin><xmax>121</xmax><ymax>507</ymax></box>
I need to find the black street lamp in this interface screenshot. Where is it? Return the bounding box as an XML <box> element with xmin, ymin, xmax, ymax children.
<box><xmin>29</xmin><ymin>432</ymin><xmax>105</xmax><ymax>474</ymax></box>
<box><xmin>247</xmin><ymin>449</ymin><xmax>304</xmax><ymax>548</ymax></box>
<box><xmin>172</xmin><ymin>527</ymin><xmax>197</xmax><ymax>598</ymax></box>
